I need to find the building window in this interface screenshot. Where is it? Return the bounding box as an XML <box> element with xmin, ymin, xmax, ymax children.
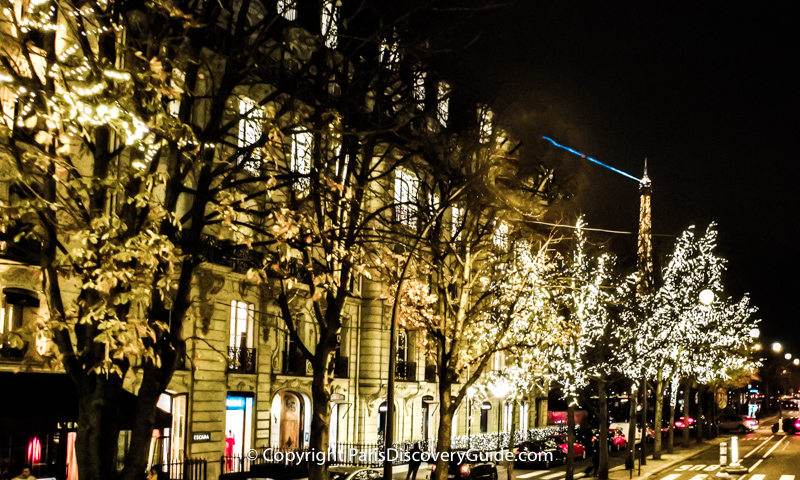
<box><xmin>0</xmin><ymin>288</ymin><xmax>40</xmax><ymax>357</ymax></box>
<box><xmin>380</xmin><ymin>32</ymin><xmax>400</xmax><ymax>69</ymax></box>
<box><xmin>394</xmin><ymin>168</ymin><xmax>419</xmax><ymax>229</ymax></box>
<box><xmin>321</xmin><ymin>0</ymin><xmax>339</xmax><ymax>49</ymax></box>
<box><xmin>451</xmin><ymin>206</ymin><xmax>463</xmax><ymax>241</ymax></box>
<box><xmin>437</xmin><ymin>81</ymin><xmax>450</xmax><ymax>126</ymax></box>
<box><xmin>480</xmin><ymin>402</ymin><xmax>492</xmax><ymax>433</ymax></box>
<box><xmin>492</xmin><ymin>351</ymin><xmax>505</xmax><ymax>372</ymax></box>
<box><xmin>503</xmin><ymin>401</ymin><xmax>513</xmax><ymax>432</ymax></box>
<box><xmin>277</xmin><ymin>0</ymin><xmax>297</xmax><ymax>20</ymax></box>
<box><xmin>413</xmin><ymin>71</ymin><xmax>426</xmax><ymax>109</ymax></box>
<box><xmin>229</xmin><ymin>301</ymin><xmax>255</xmax><ymax>373</ymax></box>
<box><xmin>291</xmin><ymin>131</ymin><xmax>313</xmax><ymax>192</ymax></box>
<box><xmin>167</xmin><ymin>68</ymin><xmax>185</xmax><ymax>117</ymax></box>
<box><xmin>493</xmin><ymin>221</ymin><xmax>509</xmax><ymax>250</ymax></box>
<box><xmin>478</xmin><ymin>105</ymin><xmax>493</xmax><ymax>143</ymax></box>
<box><xmin>238</xmin><ymin>97</ymin><xmax>263</xmax><ymax>173</ymax></box>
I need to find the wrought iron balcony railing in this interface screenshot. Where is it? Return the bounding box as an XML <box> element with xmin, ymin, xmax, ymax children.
<box><xmin>395</xmin><ymin>361</ymin><xmax>416</xmax><ymax>381</ymax></box>
<box><xmin>228</xmin><ymin>347</ymin><xmax>256</xmax><ymax>373</ymax></box>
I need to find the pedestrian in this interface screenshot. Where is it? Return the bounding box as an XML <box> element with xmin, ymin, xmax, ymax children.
<box><xmin>11</xmin><ymin>466</ymin><xmax>35</xmax><ymax>480</ymax></box>
<box><xmin>406</xmin><ymin>443</ymin><xmax>422</xmax><ymax>480</ymax></box>
<box><xmin>591</xmin><ymin>439</ymin><xmax>600</xmax><ymax>477</ymax></box>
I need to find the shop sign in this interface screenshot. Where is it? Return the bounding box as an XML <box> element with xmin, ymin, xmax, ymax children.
<box><xmin>192</xmin><ymin>432</ymin><xmax>211</xmax><ymax>442</ymax></box>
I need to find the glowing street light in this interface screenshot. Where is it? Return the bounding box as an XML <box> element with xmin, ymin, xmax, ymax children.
<box><xmin>772</xmin><ymin>342</ymin><xmax>783</xmax><ymax>353</ymax></box>
<box><xmin>785</xmin><ymin>353</ymin><xmax>793</xmax><ymax>360</ymax></box>
<box><xmin>749</xmin><ymin>328</ymin><xmax>760</xmax><ymax>338</ymax></box>
<box><xmin>699</xmin><ymin>289</ymin><xmax>715</xmax><ymax>306</ymax></box>
<box><xmin>794</xmin><ymin>359</ymin><xmax>799</xmax><ymax>366</ymax></box>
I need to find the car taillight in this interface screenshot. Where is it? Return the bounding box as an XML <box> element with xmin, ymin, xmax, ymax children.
<box><xmin>795</xmin><ymin>419</ymin><xmax>800</xmax><ymax>430</ymax></box>
<box><xmin>431</xmin><ymin>465</ymin><xmax>436</xmax><ymax>472</ymax></box>
<box><xmin>675</xmin><ymin>421</ymin><xmax>685</xmax><ymax>428</ymax></box>
<box><xmin>460</xmin><ymin>464</ymin><xmax>470</xmax><ymax>476</ymax></box>
<box><xmin>515</xmin><ymin>450</ymin><xmax>520</xmax><ymax>454</ymax></box>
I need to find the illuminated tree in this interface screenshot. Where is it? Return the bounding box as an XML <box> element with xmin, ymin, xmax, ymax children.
<box><xmin>386</xmin><ymin>118</ymin><xmax>561</xmax><ymax>480</ymax></box>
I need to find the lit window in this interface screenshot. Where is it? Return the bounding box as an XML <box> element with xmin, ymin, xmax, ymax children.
<box><xmin>167</xmin><ymin>68</ymin><xmax>185</xmax><ymax>118</ymax></box>
<box><xmin>380</xmin><ymin>33</ymin><xmax>401</xmax><ymax>68</ymax></box>
<box><xmin>437</xmin><ymin>81</ymin><xmax>450</xmax><ymax>126</ymax></box>
<box><xmin>451</xmin><ymin>206</ymin><xmax>463</xmax><ymax>241</ymax></box>
<box><xmin>291</xmin><ymin>131</ymin><xmax>313</xmax><ymax>191</ymax></box>
<box><xmin>277</xmin><ymin>0</ymin><xmax>297</xmax><ymax>20</ymax></box>
<box><xmin>395</xmin><ymin>168</ymin><xmax>419</xmax><ymax>229</ymax></box>
<box><xmin>321</xmin><ymin>0</ymin><xmax>339</xmax><ymax>49</ymax></box>
<box><xmin>238</xmin><ymin>97</ymin><xmax>264</xmax><ymax>173</ymax></box>
<box><xmin>229</xmin><ymin>301</ymin><xmax>254</xmax><ymax>349</ymax></box>
<box><xmin>413</xmin><ymin>71</ymin><xmax>426</xmax><ymax>109</ymax></box>
<box><xmin>478</xmin><ymin>105</ymin><xmax>493</xmax><ymax>143</ymax></box>
<box><xmin>493</xmin><ymin>221</ymin><xmax>509</xmax><ymax>249</ymax></box>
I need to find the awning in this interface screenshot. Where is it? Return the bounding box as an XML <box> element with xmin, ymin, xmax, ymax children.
<box><xmin>0</xmin><ymin>372</ymin><xmax>172</xmax><ymax>433</ymax></box>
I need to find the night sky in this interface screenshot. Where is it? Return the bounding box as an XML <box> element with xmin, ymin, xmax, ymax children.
<box><xmin>438</xmin><ymin>2</ymin><xmax>800</xmax><ymax>352</ymax></box>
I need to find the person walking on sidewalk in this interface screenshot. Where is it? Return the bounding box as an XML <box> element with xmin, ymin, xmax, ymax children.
<box><xmin>406</xmin><ymin>443</ymin><xmax>422</xmax><ymax>480</ymax></box>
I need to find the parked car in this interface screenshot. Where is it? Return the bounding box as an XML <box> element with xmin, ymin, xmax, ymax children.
<box><xmin>608</xmin><ymin>422</ymin><xmax>654</xmax><ymax>443</ymax></box>
<box><xmin>549</xmin><ymin>434</ymin><xmax>586</xmax><ymax>459</ymax></box>
<box><xmin>329</xmin><ymin>467</ymin><xmax>382</xmax><ymax>480</ymax></box>
<box><xmin>514</xmin><ymin>439</ymin><xmax>565</xmax><ymax>469</ymax></box>
<box><xmin>771</xmin><ymin>417</ymin><xmax>800</xmax><ymax>434</ymax></box>
<box><xmin>718</xmin><ymin>414</ymin><xmax>759</xmax><ymax>433</ymax></box>
<box><xmin>430</xmin><ymin>450</ymin><xmax>498</xmax><ymax>480</ymax></box>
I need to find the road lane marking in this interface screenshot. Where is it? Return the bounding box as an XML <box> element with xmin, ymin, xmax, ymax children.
<box><xmin>659</xmin><ymin>475</ymin><xmax>681</xmax><ymax>480</ymax></box>
<box><xmin>762</xmin><ymin>435</ymin><xmax>787</xmax><ymax>458</ymax></box>
<box><xmin>778</xmin><ymin>476</ymin><xmax>795</xmax><ymax>480</ymax></box>
<box><xmin>743</xmin><ymin>436</ymin><xmax>773</xmax><ymax>458</ymax></box>
<box><xmin>748</xmin><ymin>475</ymin><xmax>765</xmax><ymax>480</ymax></box>
<box><xmin>516</xmin><ymin>472</ymin><xmax>547</xmax><ymax>479</ymax></box>
<box><xmin>748</xmin><ymin>459</ymin><xmax>763</xmax><ymax>472</ymax></box>
<box><xmin>687</xmin><ymin>475</ymin><xmax>707</xmax><ymax>480</ymax></box>
<box><xmin>542</xmin><ymin>473</ymin><xmax>563</xmax><ymax>480</ymax></box>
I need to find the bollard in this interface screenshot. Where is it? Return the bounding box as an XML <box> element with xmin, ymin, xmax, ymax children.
<box><xmin>725</xmin><ymin>436</ymin><xmax>747</xmax><ymax>474</ymax></box>
<box><xmin>719</xmin><ymin>442</ymin><xmax>727</xmax><ymax>467</ymax></box>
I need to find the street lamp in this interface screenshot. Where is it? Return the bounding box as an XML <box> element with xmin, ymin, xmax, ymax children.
<box><xmin>786</xmin><ymin>353</ymin><xmax>793</xmax><ymax>361</ymax></box>
<box><xmin>749</xmin><ymin>328</ymin><xmax>760</xmax><ymax>339</ymax></box>
<box><xmin>794</xmin><ymin>359</ymin><xmax>799</xmax><ymax>366</ymax></box>
<box><xmin>772</xmin><ymin>342</ymin><xmax>783</xmax><ymax>353</ymax></box>
<box><xmin>699</xmin><ymin>289</ymin><xmax>715</xmax><ymax>306</ymax></box>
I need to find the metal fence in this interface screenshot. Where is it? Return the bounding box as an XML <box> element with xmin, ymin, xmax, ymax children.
<box><xmin>153</xmin><ymin>459</ymin><xmax>207</xmax><ymax>480</ymax></box>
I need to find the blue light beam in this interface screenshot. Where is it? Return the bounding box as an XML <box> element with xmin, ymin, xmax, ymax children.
<box><xmin>542</xmin><ymin>136</ymin><xmax>642</xmax><ymax>183</ymax></box>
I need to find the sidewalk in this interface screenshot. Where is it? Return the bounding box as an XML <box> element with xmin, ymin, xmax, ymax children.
<box><xmin>604</xmin><ymin>437</ymin><xmax>727</xmax><ymax>480</ymax></box>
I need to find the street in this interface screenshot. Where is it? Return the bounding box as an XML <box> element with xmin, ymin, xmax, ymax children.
<box><xmin>657</xmin><ymin>430</ymin><xmax>800</xmax><ymax>480</ymax></box>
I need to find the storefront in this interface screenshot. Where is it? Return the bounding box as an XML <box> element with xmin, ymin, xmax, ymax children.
<box><xmin>0</xmin><ymin>373</ymin><xmax>171</xmax><ymax>479</ymax></box>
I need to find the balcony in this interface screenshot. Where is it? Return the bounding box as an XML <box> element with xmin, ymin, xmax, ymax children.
<box><xmin>424</xmin><ymin>364</ymin><xmax>437</xmax><ymax>382</ymax></box>
<box><xmin>283</xmin><ymin>352</ymin><xmax>307</xmax><ymax>376</ymax></box>
<box><xmin>228</xmin><ymin>347</ymin><xmax>256</xmax><ymax>374</ymax></box>
<box><xmin>395</xmin><ymin>361</ymin><xmax>416</xmax><ymax>381</ymax></box>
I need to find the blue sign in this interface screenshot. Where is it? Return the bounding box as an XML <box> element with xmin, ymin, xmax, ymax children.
<box><xmin>226</xmin><ymin>396</ymin><xmax>246</xmax><ymax>410</ymax></box>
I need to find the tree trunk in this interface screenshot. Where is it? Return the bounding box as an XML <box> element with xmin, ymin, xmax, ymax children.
<box><xmin>598</xmin><ymin>376</ymin><xmax>609</xmax><ymax>480</ymax></box>
<box><xmin>307</xmin><ymin>351</ymin><xmax>334</xmax><ymax>480</ymax></box>
<box><xmin>74</xmin><ymin>377</ymin><xmax>122</xmax><ymax>480</ymax></box>
<box><xmin>625</xmin><ymin>384</ymin><xmax>637</xmax><ymax>470</ymax></box>
<box><xmin>566</xmin><ymin>402</ymin><xmax>575</xmax><ymax>480</ymax></box>
<box><xmin>696</xmin><ymin>386</ymin><xmax>704</xmax><ymax>443</ymax></box>
<box><xmin>682</xmin><ymin>379</ymin><xmax>691</xmax><ymax>448</ymax></box>
<box><xmin>640</xmin><ymin>377</ymin><xmax>647</xmax><ymax>466</ymax></box>
<box><xmin>667</xmin><ymin>390</ymin><xmax>675</xmax><ymax>454</ymax></box>
<box><xmin>653</xmin><ymin>367</ymin><xmax>664</xmax><ymax>460</ymax></box>
<box><xmin>432</xmin><ymin>385</ymin><xmax>454</xmax><ymax>480</ymax></box>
